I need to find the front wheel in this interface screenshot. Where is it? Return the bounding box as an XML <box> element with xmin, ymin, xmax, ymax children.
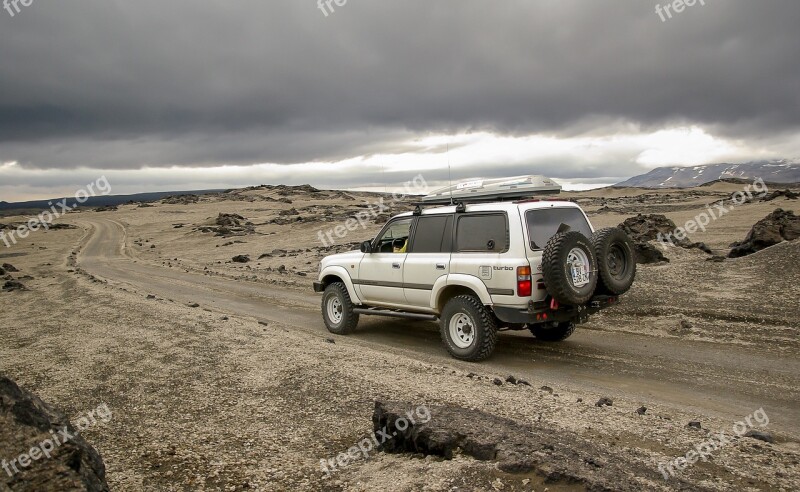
<box><xmin>322</xmin><ymin>282</ymin><xmax>359</xmax><ymax>334</ymax></box>
<box><xmin>440</xmin><ymin>295</ymin><xmax>498</xmax><ymax>361</ymax></box>
<box><xmin>529</xmin><ymin>321</ymin><xmax>576</xmax><ymax>342</ymax></box>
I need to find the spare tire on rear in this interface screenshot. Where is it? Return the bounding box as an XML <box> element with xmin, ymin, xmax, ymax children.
<box><xmin>542</xmin><ymin>231</ymin><xmax>597</xmax><ymax>306</ymax></box>
<box><xmin>591</xmin><ymin>227</ymin><xmax>636</xmax><ymax>295</ymax></box>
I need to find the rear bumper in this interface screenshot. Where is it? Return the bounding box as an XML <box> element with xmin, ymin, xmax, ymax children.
<box><xmin>494</xmin><ymin>295</ymin><xmax>619</xmax><ymax>325</ymax></box>
<box><xmin>312</xmin><ymin>281</ymin><xmax>324</xmax><ymax>293</ymax></box>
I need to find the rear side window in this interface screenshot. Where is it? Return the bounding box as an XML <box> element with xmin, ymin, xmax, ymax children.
<box><xmin>410</xmin><ymin>215</ymin><xmax>453</xmax><ymax>253</ymax></box>
<box><xmin>456</xmin><ymin>214</ymin><xmax>508</xmax><ymax>252</ymax></box>
<box><xmin>526</xmin><ymin>208</ymin><xmax>592</xmax><ymax>250</ymax></box>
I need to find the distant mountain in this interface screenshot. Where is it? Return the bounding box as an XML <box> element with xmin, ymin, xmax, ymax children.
<box><xmin>0</xmin><ymin>189</ymin><xmax>224</xmax><ymax>212</ymax></box>
<box><xmin>615</xmin><ymin>160</ymin><xmax>800</xmax><ymax>188</ymax></box>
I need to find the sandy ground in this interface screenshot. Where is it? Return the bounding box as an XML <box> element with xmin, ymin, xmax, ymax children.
<box><xmin>1</xmin><ymin>183</ymin><xmax>799</xmax><ymax>491</ymax></box>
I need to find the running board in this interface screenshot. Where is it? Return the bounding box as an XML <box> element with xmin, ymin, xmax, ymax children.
<box><xmin>353</xmin><ymin>308</ymin><xmax>438</xmax><ymax>321</ymax></box>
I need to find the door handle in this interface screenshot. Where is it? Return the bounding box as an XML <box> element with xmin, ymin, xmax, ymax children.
<box><xmin>436</xmin><ymin>264</ymin><xmax>446</xmax><ymax>270</ymax></box>
<box><xmin>392</xmin><ymin>263</ymin><xmax>401</xmax><ymax>269</ymax></box>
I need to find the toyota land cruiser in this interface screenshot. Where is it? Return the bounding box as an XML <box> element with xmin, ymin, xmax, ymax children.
<box><xmin>313</xmin><ymin>196</ymin><xmax>635</xmax><ymax>361</ymax></box>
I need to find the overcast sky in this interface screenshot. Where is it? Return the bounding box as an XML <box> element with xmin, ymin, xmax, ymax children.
<box><xmin>1</xmin><ymin>0</ymin><xmax>799</xmax><ymax>200</ymax></box>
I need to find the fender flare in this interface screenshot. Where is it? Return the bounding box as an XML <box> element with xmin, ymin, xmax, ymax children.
<box><xmin>431</xmin><ymin>274</ymin><xmax>493</xmax><ymax>310</ymax></box>
<box><xmin>319</xmin><ymin>265</ymin><xmax>363</xmax><ymax>305</ymax></box>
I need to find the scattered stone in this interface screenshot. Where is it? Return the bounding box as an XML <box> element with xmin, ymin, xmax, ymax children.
<box><xmin>744</xmin><ymin>430</ymin><xmax>774</xmax><ymax>443</ymax></box>
<box><xmin>493</xmin><ymin>378</ymin><xmax>503</xmax><ymax>386</ymax></box>
<box><xmin>187</xmin><ymin>303</ymin><xmax>200</xmax><ymax>308</ymax></box>
<box><xmin>0</xmin><ymin>376</ymin><xmax>109</xmax><ymax>491</ymax></box>
<box><xmin>277</xmin><ymin>265</ymin><xmax>287</xmax><ymax>273</ymax></box>
<box><xmin>729</xmin><ymin>209</ymin><xmax>800</xmax><ymax>258</ymax></box>
<box><xmin>680</xmin><ymin>319</ymin><xmax>693</xmax><ymax>330</ymax></box>
<box><xmin>619</xmin><ymin>214</ymin><xmax>683</xmax><ymax>243</ymax></box>
<box><xmin>707</xmin><ymin>255</ymin><xmax>726</xmax><ymax>262</ymax></box>
<box><xmin>633</xmin><ymin>242</ymin><xmax>669</xmax><ymax>264</ymax></box>
<box><xmin>146</xmin><ymin>294</ymin><xmax>156</xmax><ymax>299</ymax></box>
<box><xmin>596</xmin><ymin>398</ymin><xmax>613</xmax><ymax>407</ymax></box>
<box><xmin>324</xmin><ymin>338</ymin><xmax>336</xmax><ymax>344</ymax></box>
<box><xmin>505</xmin><ymin>375</ymin><xmax>518</xmax><ymax>385</ymax></box>
<box><xmin>0</xmin><ymin>266</ymin><xmax>4</xmax><ymax>275</ymax></box>
<box><xmin>221</xmin><ymin>316</ymin><xmax>229</xmax><ymax>321</ymax></box>
<box><xmin>687</xmin><ymin>421</ymin><xmax>702</xmax><ymax>430</ymax></box>
<box><xmin>636</xmin><ymin>406</ymin><xmax>647</xmax><ymax>415</ymax></box>
<box><xmin>2</xmin><ymin>280</ymin><xmax>26</xmax><ymax>292</ymax></box>
<box><xmin>762</xmin><ymin>189</ymin><xmax>799</xmax><ymax>201</ymax></box>
<box><xmin>94</xmin><ymin>205</ymin><xmax>118</xmax><ymax>212</ymax></box>
<box><xmin>2</xmin><ymin>263</ymin><xmax>19</xmax><ymax>272</ymax></box>
<box><xmin>540</xmin><ymin>386</ymin><xmax>554</xmax><ymax>394</ymax></box>
<box><xmin>374</xmin><ymin>401</ymin><xmax>663</xmax><ymax>483</ymax></box>
<box><xmin>619</xmin><ymin>214</ymin><xmax>715</xmax><ymax>262</ymax></box>
<box><xmin>258</xmin><ymin>321</ymin><xmax>269</xmax><ymax>327</ymax></box>
<box><xmin>161</xmin><ymin>194</ymin><xmax>199</xmax><ymax>205</ymax></box>
<box><xmin>232</xmin><ymin>255</ymin><xmax>250</xmax><ymax>263</ymax></box>
<box><xmin>466</xmin><ymin>373</ymin><xmax>478</xmax><ymax>379</ymax></box>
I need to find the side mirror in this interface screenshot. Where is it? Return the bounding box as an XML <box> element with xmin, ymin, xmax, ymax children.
<box><xmin>360</xmin><ymin>240</ymin><xmax>373</xmax><ymax>254</ymax></box>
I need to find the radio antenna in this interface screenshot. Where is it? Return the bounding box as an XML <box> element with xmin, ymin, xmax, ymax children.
<box><xmin>447</xmin><ymin>142</ymin><xmax>454</xmax><ymax>205</ymax></box>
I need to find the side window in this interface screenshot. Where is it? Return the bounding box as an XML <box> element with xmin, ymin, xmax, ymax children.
<box><xmin>410</xmin><ymin>215</ymin><xmax>453</xmax><ymax>253</ymax></box>
<box><xmin>456</xmin><ymin>214</ymin><xmax>508</xmax><ymax>252</ymax></box>
<box><xmin>375</xmin><ymin>218</ymin><xmax>413</xmax><ymax>253</ymax></box>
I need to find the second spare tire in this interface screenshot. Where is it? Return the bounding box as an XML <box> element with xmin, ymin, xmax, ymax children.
<box><xmin>542</xmin><ymin>231</ymin><xmax>597</xmax><ymax>305</ymax></box>
<box><xmin>591</xmin><ymin>227</ymin><xmax>636</xmax><ymax>295</ymax></box>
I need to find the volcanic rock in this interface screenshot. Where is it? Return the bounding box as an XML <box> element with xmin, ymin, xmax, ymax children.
<box><xmin>729</xmin><ymin>209</ymin><xmax>800</xmax><ymax>258</ymax></box>
<box><xmin>0</xmin><ymin>376</ymin><xmax>109</xmax><ymax>491</ymax></box>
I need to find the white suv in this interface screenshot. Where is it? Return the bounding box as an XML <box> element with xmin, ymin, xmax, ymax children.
<box><xmin>313</xmin><ymin>199</ymin><xmax>636</xmax><ymax>361</ymax></box>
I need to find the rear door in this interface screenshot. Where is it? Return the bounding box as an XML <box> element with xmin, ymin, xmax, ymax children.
<box><xmin>403</xmin><ymin>214</ymin><xmax>454</xmax><ymax>307</ymax></box>
<box><xmin>449</xmin><ymin>212</ymin><xmax>519</xmax><ymax>300</ymax></box>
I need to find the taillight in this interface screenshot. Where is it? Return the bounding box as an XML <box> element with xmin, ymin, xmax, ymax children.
<box><xmin>517</xmin><ymin>266</ymin><xmax>532</xmax><ymax>297</ymax></box>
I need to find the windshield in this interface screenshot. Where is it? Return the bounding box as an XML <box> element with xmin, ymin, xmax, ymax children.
<box><xmin>526</xmin><ymin>208</ymin><xmax>592</xmax><ymax>250</ymax></box>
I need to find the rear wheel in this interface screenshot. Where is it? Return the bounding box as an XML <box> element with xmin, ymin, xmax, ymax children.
<box><xmin>530</xmin><ymin>321</ymin><xmax>576</xmax><ymax>342</ymax></box>
<box><xmin>440</xmin><ymin>295</ymin><xmax>497</xmax><ymax>361</ymax></box>
<box><xmin>322</xmin><ymin>282</ymin><xmax>359</xmax><ymax>334</ymax></box>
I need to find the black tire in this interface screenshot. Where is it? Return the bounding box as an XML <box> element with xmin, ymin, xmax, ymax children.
<box><xmin>591</xmin><ymin>227</ymin><xmax>636</xmax><ymax>295</ymax></box>
<box><xmin>440</xmin><ymin>295</ymin><xmax>498</xmax><ymax>361</ymax></box>
<box><xmin>529</xmin><ymin>322</ymin><xmax>576</xmax><ymax>342</ymax></box>
<box><xmin>321</xmin><ymin>282</ymin><xmax>359</xmax><ymax>335</ymax></box>
<box><xmin>541</xmin><ymin>231</ymin><xmax>597</xmax><ymax>306</ymax></box>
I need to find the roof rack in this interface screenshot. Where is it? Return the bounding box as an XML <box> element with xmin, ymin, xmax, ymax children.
<box><xmin>416</xmin><ymin>175</ymin><xmax>562</xmax><ymax>206</ymax></box>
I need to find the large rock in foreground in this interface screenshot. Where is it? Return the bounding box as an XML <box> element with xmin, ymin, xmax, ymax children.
<box><xmin>0</xmin><ymin>376</ymin><xmax>109</xmax><ymax>491</ymax></box>
<box><xmin>729</xmin><ymin>209</ymin><xmax>800</xmax><ymax>258</ymax></box>
<box><xmin>372</xmin><ymin>401</ymin><xmax>691</xmax><ymax>491</ymax></box>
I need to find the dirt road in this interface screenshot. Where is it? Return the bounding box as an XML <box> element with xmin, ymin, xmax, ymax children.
<box><xmin>77</xmin><ymin>217</ymin><xmax>800</xmax><ymax>440</ymax></box>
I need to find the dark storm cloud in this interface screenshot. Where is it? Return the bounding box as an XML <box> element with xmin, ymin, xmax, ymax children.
<box><xmin>0</xmin><ymin>0</ymin><xmax>798</xmax><ymax>170</ymax></box>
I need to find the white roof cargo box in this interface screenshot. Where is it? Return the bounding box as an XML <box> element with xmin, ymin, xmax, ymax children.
<box><xmin>420</xmin><ymin>175</ymin><xmax>562</xmax><ymax>204</ymax></box>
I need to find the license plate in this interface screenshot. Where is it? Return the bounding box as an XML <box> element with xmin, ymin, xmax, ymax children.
<box><xmin>571</xmin><ymin>265</ymin><xmax>590</xmax><ymax>287</ymax></box>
